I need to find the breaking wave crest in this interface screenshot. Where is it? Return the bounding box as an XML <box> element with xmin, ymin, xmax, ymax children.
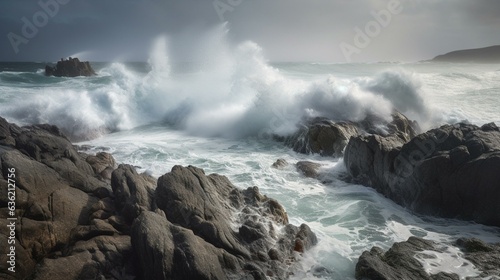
<box><xmin>0</xmin><ymin>25</ymin><xmax>431</xmax><ymax>141</ymax></box>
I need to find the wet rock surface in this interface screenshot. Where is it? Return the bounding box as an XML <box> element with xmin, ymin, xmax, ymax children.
<box><xmin>345</xmin><ymin>122</ymin><xmax>500</xmax><ymax>227</ymax></box>
<box><xmin>356</xmin><ymin>236</ymin><xmax>500</xmax><ymax>280</ymax></box>
<box><xmin>0</xmin><ymin>116</ymin><xmax>317</xmax><ymax>280</ymax></box>
<box><xmin>295</xmin><ymin>161</ymin><xmax>323</xmax><ymax>179</ymax></box>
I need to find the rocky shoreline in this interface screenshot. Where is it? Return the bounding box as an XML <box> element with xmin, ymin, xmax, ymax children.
<box><xmin>1</xmin><ymin>114</ymin><xmax>499</xmax><ymax>279</ymax></box>
<box><xmin>0</xmin><ymin>117</ymin><xmax>317</xmax><ymax>279</ymax></box>
<box><xmin>282</xmin><ymin>112</ymin><xmax>500</xmax><ymax>279</ymax></box>
<box><xmin>344</xmin><ymin>122</ymin><xmax>500</xmax><ymax>227</ymax></box>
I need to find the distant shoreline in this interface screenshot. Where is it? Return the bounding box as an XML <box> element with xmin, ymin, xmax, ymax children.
<box><xmin>432</xmin><ymin>45</ymin><xmax>500</xmax><ymax>63</ymax></box>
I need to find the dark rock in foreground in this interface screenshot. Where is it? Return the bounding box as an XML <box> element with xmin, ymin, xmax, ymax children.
<box><xmin>0</xmin><ymin>117</ymin><xmax>127</xmax><ymax>280</ymax></box>
<box><xmin>456</xmin><ymin>238</ymin><xmax>500</xmax><ymax>277</ymax></box>
<box><xmin>0</xmin><ymin>116</ymin><xmax>317</xmax><ymax>279</ymax></box>
<box><xmin>136</xmin><ymin>165</ymin><xmax>317</xmax><ymax>279</ymax></box>
<box><xmin>345</xmin><ymin>122</ymin><xmax>500</xmax><ymax>227</ymax></box>
<box><xmin>45</xmin><ymin>57</ymin><xmax>96</xmax><ymax>77</ymax></box>
<box><xmin>356</xmin><ymin>236</ymin><xmax>500</xmax><ymax>280</ymax></box>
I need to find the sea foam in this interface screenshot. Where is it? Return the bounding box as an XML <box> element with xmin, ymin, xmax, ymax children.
<box><xmin>0</xmin><ymin>24</ymin><xmax>431</xmax><ymax>140</ymax></box>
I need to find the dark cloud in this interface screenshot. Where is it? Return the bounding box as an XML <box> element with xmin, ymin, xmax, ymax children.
<box><xmin>0</xmin><ymin>0</ymin><xmax>499</xmax><ymax>62</ymax></box>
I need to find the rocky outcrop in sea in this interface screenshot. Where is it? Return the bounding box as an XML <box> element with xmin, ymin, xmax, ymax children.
<box><xmin>285</xmin><ymin>110</ymin><xmax>418</xmax><ymax>157</ymax></box>
<box><xmin>45</xmin><ymin>57</ymin><xmax>96</xmax><ymax>77</ymax></box>
<box><xmin>0</xmin><ymin>117</ymin><xmax>317</xmax><ymax>280</ymax></box>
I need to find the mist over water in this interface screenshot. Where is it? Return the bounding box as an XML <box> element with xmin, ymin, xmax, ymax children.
<box><xmin>1</xmin><ymin>26</ymin><xmax>500</xmax><ymax>279</ymax></box>
<box><xmin>0</xmin><ymin>26</ymin><xmax>443</xmax><ymax>140</ymax></box>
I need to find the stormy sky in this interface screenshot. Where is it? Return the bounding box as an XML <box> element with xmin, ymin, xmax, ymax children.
<box><xmin>1</xmin><ymin>0</ymin><xmax>499</xmax><ymax>63</ymax></box>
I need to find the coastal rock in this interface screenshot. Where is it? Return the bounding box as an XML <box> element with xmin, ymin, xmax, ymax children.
<box><xmin>131</xmin><ymin>211</ymin><xmax>236</xmax><ymax>280</ymax></box>
<box><xmin>286</xmin><ymin>118</ymin><xmax>359</xmax><ymax>157</ymax></box>
<box><xmin>33</xmin><ymin>235</ymin><xmax>135</xmax><ymax>280</ymax></box>
<box><xmin>86</xmin><ymin>152</ymin><xmax>116</xmax><ymax>181</ymax></box>
<box><xmin>271</xmin><ymin>158</ymin><xmax>289</xmax><ymax>169</ymax></box>
<box><xmin>285</xmin><ymin>111</ymin><xmax>418</xmax><ymax>157</ymax></box>
<box><xmin>456</xmin><ymin>238</ymin><xmax>500</xmax><ymax>277</ymax></box>
<box><xmin>0</xmin><ymin>116</ymin><xmax>16</xmax><ymax>146</ymax></box>
<box><xmin>0</xmin><ymin>117</ymin><xmax>317</xmax><ymax>279</ymax></box>
<box><xmin>111</xmin><ymin>164</ymin><xmax>157</xmax><ymax>223</ymax></box>
<box><xmin>296</xmin><ymin>161</ymin><xmax>323</xmax><ymax>179</ymax></box>
<box><xmin>45</xmin><ymin>57</ymin><xmax>96</xmax><ymax>77</ymax></box>
<box><xmin>356</xmin><ymin>236</ymin><xmax>500</xmax><ymax>280</ymax></box>
<box><xmin>359</xmin><ymin>111</ymin><xmax>419</xmax><ymax>142</ymax></box>
<box><xmin>0</xmin><ymin>118</ymin><xmax>136</xmax><ymax>280</ymax></box>
<box><xmin>356</xmin><ymin>237</ymin><xmax>439</xmax><ymax>280</ymax></box>
<box><xmin>140</xmin><ymin>165</ymin><xmax>318</xmax><ymax>279</ymax></box>
<box><xmin>345</xmin><ymin>122</ymin><xmax>500</xmax><ymax>227</ymax></box>
<box><xmin>344</xmin><ymin>134</ymin><xmax>406</xmax><ymax>199</ymax></box>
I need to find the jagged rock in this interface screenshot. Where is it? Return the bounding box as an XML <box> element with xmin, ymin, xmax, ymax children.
<box><xmin>0</xmin><ymin>117</ymin><xmax>317</xmax><ymax>280</ymax></box>
<box><xmin>456</xmin><ymin>238</ymin><xmax>500</xmax><ymax>277</ymax></box>
<box><xmin>13</xmin><ymin>123</ymin><xmax>110</xmax><ymax>193</ymax></box>
<box><xmin>286</xmin><ymin>118</ymin><xmax>359</xmax><ymax>157</ymax></box>
<box><xmin>285</xmin><ymin>111</ymin><xmax>418</xmax><ymax>157</ymax></box>
<box><xmin>356</xmin><ymin>236</ymin><xmax>500</xmax><ymax>280</ymax></box>
<box><xmin>356</xmin><ymin>237</ymin><xmax>459</xmax><ymax>280</ymax></box>
<box><xmin>360</xmin><ymin>111</ymin><xmax>419</xmax><ymax>142</ymax></box>
<box><xmin>0</xmin><ymin>118</ymin><xmax>130</xmax><ymax>279</ymax></box>
<box><xmin>86</xmin><ymin>152</ymin><xmax>116</xmax><ymax>181</ymax></box>
<box><xmin>296</xmin><ymin>161</ymin><xmax>323</xmax><ymax>178</ymax></box>
<box><xmin>45</xmin><ymin>57</ymin><xmax>96</xmax><ymax>77</ymax></box>
<box><xmin>143</xmin><ymin>165</ymin><xmax>317</xmax><ymax>279</ymax></box>
<box><xmin>344</xmin><ymin>134</ymin><xmax>406</xmax><ymax>199</ymax></box>
<box><xmin>345</xmin><ymin>122</ymin><xmax>500</xmax><ymax>227</ymax></box>
<box><xmin>111</xmin><ymin>164</ymin><xmax>157</xmax><ymax>223</ymax></box>
<box><xmin>388</xmin><ymin>111</ymin><xmax>419</xmax><ymax>141</ymax></box>
<box><xmin>0</xmin><ymin>116</ymin><xmax>16</xmax><ymax>146</ymax></box>
<box><xmin>131</xmin><ymin>211</ymin><xmax>237</xmax><ymax>280</ymax></box>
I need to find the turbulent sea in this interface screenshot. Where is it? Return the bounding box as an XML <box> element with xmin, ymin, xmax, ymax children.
<box><xmin>1</xmin><ymin>40</ymin><xmax>500</xmax><ymax>279</ymax></box>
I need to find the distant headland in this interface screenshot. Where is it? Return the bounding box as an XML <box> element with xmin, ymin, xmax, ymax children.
<box><xmin>432</xmin><ymin>45</ymin><xmax>500</xmax><ymax>63</ymax></box>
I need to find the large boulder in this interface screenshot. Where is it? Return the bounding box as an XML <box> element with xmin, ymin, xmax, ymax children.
<box><xmin>45</xmin><ymin>57</ymin><xmax>96</xmax><ymax>77</ymax></box>
<box><xmin>285</xmin><ymin>111</ymin><xmax>418</xmax><ymax>157</ymax></box>
<box><xmin>133</xmin><ymin>165</ymin><xmax>318</xmax><ymax>279</ymax></box>
<box><xmin>111</xmin><ymin>164</ymin><xmax>157</xmax><ymax>223</ymax></box>
<box><xmin>131</xmin><ymin>211</ymin><xmax>238</xmax><ymax>280</ymax></box>
<box><xmin>345</xmin><ymin>122</ymin><xmax>500</xmax><ymax>227</ymax></box>
<box><xmin>455</xmin><ymin>238</ymin><xmax>500</xmax><ymax>277</ymax></box>
<box><xmin>296</xmin><ymin>161</ymin><xmax>323</xmax><ymax>179</ymax></box>
<box><xmin>32</xmin><ymin>235</ymin><xmax>135</xmax><ymax>280</ymax></box>
<box><xmin>355</xmin><ymin>236</ymin><xmax>500</xmax><ymax>280</ymax></box>
<box><xmin>0</xmin><ymin>118</ymin><xmax>136</xmax><ymax>279</ymax></box>
<box><xmin>286</xmin><ymin>118</ymin><xmax>359</xmax><ymax>157</ymax></box>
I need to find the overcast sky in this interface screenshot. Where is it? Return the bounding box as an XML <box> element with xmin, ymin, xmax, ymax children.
<box><xmin>1</xmin><ymin>0</ymin><xmax>499</xmax><ymax>63</ymax></box>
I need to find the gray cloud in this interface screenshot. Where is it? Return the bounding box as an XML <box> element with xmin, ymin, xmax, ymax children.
<box><xmin>0</xmin><ymin>0</ymin><xmax>499</xmax><ymax>62</ymax></box>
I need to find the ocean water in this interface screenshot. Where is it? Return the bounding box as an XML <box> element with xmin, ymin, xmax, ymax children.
<box><xmin>1</xmin><ymin>37</ymin><xmax>500</xmax><ymax>279</ymax></box>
